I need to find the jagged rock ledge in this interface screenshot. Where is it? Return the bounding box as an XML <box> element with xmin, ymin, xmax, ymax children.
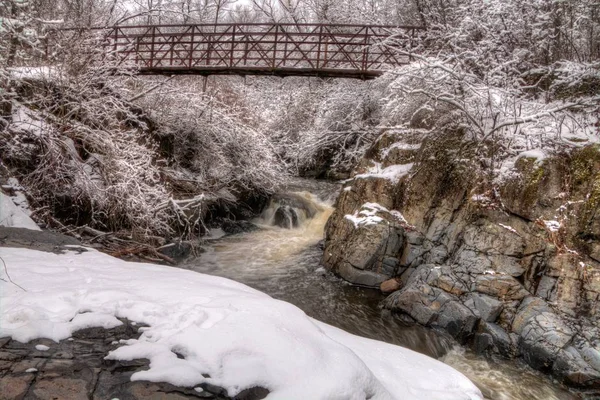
<box><xmin>322</xmin><ymin>128</ymin><xmax>600</xmax><ymax>394</ymax></box>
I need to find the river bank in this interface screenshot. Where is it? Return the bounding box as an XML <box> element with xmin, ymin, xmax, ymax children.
<box><xmin>0</xmin><ymin>225</ymin><xmax>483</xmax><ymax>400</ymax></box>
<box><xmin>180</xmin><ymin>181</ymin><xmax>582</xmax><ymax>400</ymax></box>
<box><xmin>0</xmin><ymin>178</ymin><xmax>591</xmax><ymax>399</ymax></box>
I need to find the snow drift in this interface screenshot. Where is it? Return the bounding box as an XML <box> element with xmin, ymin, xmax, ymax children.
<box><xmin>0</xmin><ymin>246</ymin><xmax>482</xmax><ymax>400</ymax></box>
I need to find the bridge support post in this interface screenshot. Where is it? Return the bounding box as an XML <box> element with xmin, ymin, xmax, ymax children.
<box><xmin>230</xmin><ymin>25</ymin><xmax>236</xmax><ymax>68</ymax></box>
<box><xmin>272</xmin><ymin>24</ymin><xmax>279</xmax><ymax>69</ymax></box>
<box><xmin>188</xmin><ymin>26</ymin><xmax>195</xmax><ymax>68</ymax></box>
<box><xmin>150</xmin><ymin>26</ymin><xmax>156</xmax><ymax>69</ymax></box>
<box><xmin>316</xmin><ymin>25</ymin><xmax>323</xmax><ymax>69</ymax></box>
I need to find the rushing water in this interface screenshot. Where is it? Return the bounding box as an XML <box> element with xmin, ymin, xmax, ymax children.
<box><xmin>182</xmin><ymin>179</ymin><xmax>580</xmax><ymax>400</ymax></box>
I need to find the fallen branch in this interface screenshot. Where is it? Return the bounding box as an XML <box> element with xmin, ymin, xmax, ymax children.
<box><xmin>0</xmin><ymin>255</ymin><xmax>27</xmax><ymax>291</ymax></box>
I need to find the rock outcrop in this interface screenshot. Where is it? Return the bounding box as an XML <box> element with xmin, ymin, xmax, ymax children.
<box><xmin>0</xmin><ymin>320</ymin><xmax>269</xmax><ymax>400</ymax></box>
<box><xmin>322</xmin><ymin>128</ymin><xmax>600</xmax><ymax>392</ymax></box>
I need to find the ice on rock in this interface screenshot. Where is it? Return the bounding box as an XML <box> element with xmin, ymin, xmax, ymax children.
<box><xmin>0</xmin><ymin>193</ymin><xmax>41</xmax><ymax>231</ymax></box>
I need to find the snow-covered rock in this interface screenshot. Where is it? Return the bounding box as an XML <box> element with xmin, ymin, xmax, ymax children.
<box><xmin>0</xmin><ymin>192</ymin><xmax>40</xmax><ymax>231</ymax></box>
<box><xmin>355</xmin><ymin>162</ymin><xmax>414</xmax><ymax>183</ymax></box>
<box><xmin>0</xmin><ymin>246</ymin><xmax>482</xmax><ymax>400</ymax></box>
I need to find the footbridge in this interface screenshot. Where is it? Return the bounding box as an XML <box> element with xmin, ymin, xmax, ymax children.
<box><xmin>69</xmin><ymin>23</ymin><xmax>424</xmax><ymax>80</ymax></box>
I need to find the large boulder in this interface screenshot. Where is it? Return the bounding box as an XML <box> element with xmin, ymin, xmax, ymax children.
<box><xmin>553</xmin><ymin>345</ymin><xmax>600</xmax><ymax>388</ymax></box>
<box><xmin>322</xmin><ymin>202</ymin><xmax>406</xmax><ymax>287</ymax></box>
<box><xmin>518</xmin><ymin>310</ymin><xmax>574</xmax><ymax>371</ymax></box>
<box><xmin>510</xmin><ymin>296</ymin><xmax>600</xmax><ymax>387</ymax></box>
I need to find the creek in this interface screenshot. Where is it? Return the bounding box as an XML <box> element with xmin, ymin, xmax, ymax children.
<box><xmin>181</xmin><ymin>179</ymin><xmax>578</xmax><ymax>400</ymax></box>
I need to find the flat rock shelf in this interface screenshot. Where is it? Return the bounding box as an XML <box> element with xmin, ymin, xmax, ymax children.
<box><xmin>0</xmin><ymin>320</ymin><xmax>268</xmax><ymax>400</ymax></box>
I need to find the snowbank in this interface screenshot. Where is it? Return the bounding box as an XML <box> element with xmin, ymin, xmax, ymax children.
<box><xmin>345</xmin><ymin>203</ymin><xmax>386</xmax><ymax>227</ymax></box>
<box><xmin>0</xmin><ymin>247</ymin><xmax>482</xmax><ymax>400</ymax></box>
<box><xmin>345</xmin><ymin>203</ymin><xmax>410</xmax><ymax>229</ymax></box>
<box><xmin>355</xmin><ymin>163</ymin><xmax>414</xmax><ymax>183</ymax></box>
<box><xmin>0</xmin><ymin>192</ymin><xmax>40</xmax><ymax>231</ymax></box>
<box><xmin>516</xmin><ymin>149</ymin><xmax>547</xmax><ymax>164</ymax></box>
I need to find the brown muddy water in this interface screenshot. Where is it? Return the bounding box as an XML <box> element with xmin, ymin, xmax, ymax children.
<box><xmin>182</xmin><ymin>180</ymin><xmax>581</xmax><ymax>400</ymax></box>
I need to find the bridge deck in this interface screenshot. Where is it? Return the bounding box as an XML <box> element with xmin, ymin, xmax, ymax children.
<box><xmin>64</xmin><ymin>23</ymin><xmax>423</xmax><ymax>79</ymax></box>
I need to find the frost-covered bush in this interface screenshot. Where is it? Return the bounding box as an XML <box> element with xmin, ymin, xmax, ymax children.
<box><xmin>134</xmin><ymin>77</ymin><xmax>285</xmax><ymax>196</ymax></box>
<box><xmin>1</xmin><ymin>71</ymin><xmax>175</xmax><ymax>238</ymax></box>
<box><xmin>409</xmin><ymin>0</ymin><xmax>600</xmax><ymax>89</ymax></box>
<box><xmin>248</xmin><ymin>55</ymin><xmax>598</xmax><ymax>181</ymax></box>
<box><xmin>1</xmin><ymin>66</ymin><xmax>285</xmax><ymax>240</ymax></box>
<box><xmin>245</xmin><ymin>77</ymin><xmax>387</xmax><ymax>177</ymax></box>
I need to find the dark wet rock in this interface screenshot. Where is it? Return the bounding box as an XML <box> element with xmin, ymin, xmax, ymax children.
<box><xmin>159</xmin><ymin>241</ymin><xmax>194</xmax><ymax>262</ymax></box>
<box><xmin>337</xmin><ymin>263</ymin><xmax>389</xmax><ymax>287</ymax></box>
<box><xmin>71</xmin><ymin>320</ymin><xmax>140</xmax><ymax>340</ymax></box>
<box><xmin>0</xmin><ymin>226</ymin><xmax>82</xmax><ymax>254</ymax></box>
<box><xmin>233</xmin><ymin>386</ymin><xmax>270</xmax><ymax>400</ymax></box>
<box><xmin>272</xmin><ymin>205</ymin><xmax>299</xmax><ymax>229</ymax></box>
<box><xmin>383</xmin><ymin>274</ymin><xmax>477</xmax><ymax>342</ymax></box>
<box><xmin>384</xmin><ymin>281</ymin><xmax>452</xmax><ymax>325</ymax></box>
<box><xmin>518</xmin><ymin>309</ymin><xmax>574</xmax><ymax>371</ymax></box>
<box><xmin>0</xmin><ymin>319</ymin><xmax>268</xmax><ymax>400</ymax></box>
<box><xmin>474</xmin><ymin>322</ymin><xmax>515</xmax><ymax>357</ymax></box>
<box><xmin>463</xmin><ymin>293</ymin><xmax>504</xmax><ymax>322</ymax></box>
<box><xmin>579</xmin><ymin>340</ymin><xmax>600</xmax><ymax>373</ymax></box>
<box><xmin>221</xmin><ymin>220</ymin><xmax>260</xmax><ymax>235</ymax></box>
<box><xmin>322</xmin><ymin>202</ymin><xmax>405</xmax><ymax>287</ymax></box>
<box><xmin>324</xmin><ymin>130</ymin><xmax>600</xmax><ymax>389</ymax></box>
<box><xmin>435</xmin><ymin>300</ymin><xmax>478</xmax><ymax>342</ymax></box>
<box><xmin>553</xmin><ymin>346</ymin><xmax>600</xmax><ymax>388</ymax></box>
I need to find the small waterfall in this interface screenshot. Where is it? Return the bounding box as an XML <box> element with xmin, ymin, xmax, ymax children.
<box><xmin>259</xmin><ymin>191</ymin><xmax>326</xmax><ymax>229</ymax></box>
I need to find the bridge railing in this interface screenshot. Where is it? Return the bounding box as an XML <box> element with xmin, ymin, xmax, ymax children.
<box><xmin>51</xmin><ymin>23</ymin><xmax>423</xmax><ymax>79</ymax></box>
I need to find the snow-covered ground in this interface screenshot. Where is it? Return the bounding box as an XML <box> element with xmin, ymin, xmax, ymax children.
<box><xmin>0</xmin><ymin>245</ymin><xmax>483</xmax><ymax>400</ymax></box>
